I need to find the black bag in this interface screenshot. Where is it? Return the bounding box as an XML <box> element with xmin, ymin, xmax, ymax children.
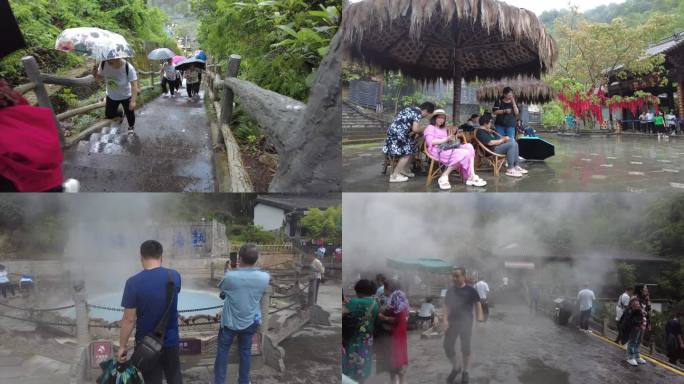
<box><xmin>130</xmin><ymin>271</ymin><xmax>175</xmax><ymax>371</ymax></box>
<box><xmin>342</xmin><ymin>302</ymin><xmax>374</xmax><ymax>347</ymax></box>
<box><xmin>438</xmin><ymin>141</ymin><xmax>460</xmax><ymax>150</ymax></box>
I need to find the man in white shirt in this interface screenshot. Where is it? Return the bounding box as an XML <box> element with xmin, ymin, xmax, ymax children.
<box><xmin>93</xmin><ymin>58</ymin><xmax>139</xmax><ymax>134</ymax></box>
<box><xmin>646</xmin><ymin>111</ymin><xmax>655</xmax><ymax>134</ymax></box>
<box><xmin>614</xmin><ymin>286</ymin><xmax>633</xmax><ymax>342</ymax></box>
<box><xmin>474</xmin><ymin>278</ymin><xmax>490</xmax><ymax>322</ymax></box>
<box><xmin>310</xmin><ymin>254</ymin><xmax>325</xmax><ymax>304</ymax></box>
<box><xmin>577</xmin><ymin>283</ymin><xmax>596</xmax><ymax>332</ymax></box>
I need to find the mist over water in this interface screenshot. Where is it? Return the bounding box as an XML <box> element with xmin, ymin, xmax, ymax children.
<box><xmin>60</xmin><ymin>194</ymin><xmax>175</xmax><ymax>295</ymax></box>
<box><xmin>343</xmin><ymin>193</ymin><xmax>659</xmax><ymax>296</ymax></box>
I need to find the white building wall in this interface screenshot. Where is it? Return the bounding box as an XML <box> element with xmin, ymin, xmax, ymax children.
<box><xmin>254</xmin><ymin>204</ymin><xmax>286</xmax><ymax>231</ymax></box>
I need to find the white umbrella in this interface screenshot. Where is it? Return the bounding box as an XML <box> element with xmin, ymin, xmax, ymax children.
<box><xmin>55</xmin><ymin>27</ymin><xmax>134</xmax><ymax>60</ymax></box>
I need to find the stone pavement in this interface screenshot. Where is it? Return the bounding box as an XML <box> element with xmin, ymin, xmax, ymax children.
<box><xmin>343</xmin><ymin>134</ymin><xmax>684</xmax><ymax>192</ymax></box>
<box><xmin>364</xmin><ymin>304</ymin><xmax>684</xmax><ymax>384</ymax></box>
<box><xmin>0</xmin><ymin>304</ymin><xmax>74</xmax><ymax>384</ymax></box>
<box><xmin>62</xmin><ymin>87</ymin><xmax>216</xmax><ymax>192</ymax></box>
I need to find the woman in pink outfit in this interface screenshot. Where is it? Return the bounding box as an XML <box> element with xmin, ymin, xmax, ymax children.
<box><xmin>423</xmin><ymin>109</ymin><xmax>486</xmax><ymax>189</ymax></box>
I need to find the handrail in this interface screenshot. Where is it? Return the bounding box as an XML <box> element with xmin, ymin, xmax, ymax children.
<box><xmin>13</xmin><ymin>82</ymin><xmax>36</xmax><ymax>95</ymax></box>
<box><xmin>204</xmin><ymin>33</ymin><xmax>342</xmax><ymax>192</ymax></box>
<box><xmin>56</xmin><ymin>101</ymin><xmax>106</xmax><ymax>121</ymax></box>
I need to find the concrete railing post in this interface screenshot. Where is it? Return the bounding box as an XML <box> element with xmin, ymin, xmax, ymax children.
<box><xmin>602</xmin><ymin>317</ymin><xmax>608</xmax><ymax>336</ymax></box>
<box><xmin>260</xmin><ymin>285</ymin><xmax>272</xmax><ymax>354</ymax></box>
<box><xmin>21</xmin><ymin>56</ymin><xmax>64</xmax><ymax>146</ymax></box>
<box><xmin>72</xmin><ymin>280</ymin><xmax>90</xmax><ymax>346</ymax></box>
<box><xmin>307</xmin><ymin>276</ymin><xmax>316</xmax><ymax>307</ymax></box>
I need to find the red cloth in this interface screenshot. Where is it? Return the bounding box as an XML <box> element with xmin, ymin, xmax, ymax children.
<box><xmin>0</xmin><ymin>105</ymin><xmax>64</xmax><ymax>191</ymax></box>
<box><xmin>390</xmin><ymin>308</ymin><xmax>409</xmax><ymax>370</ymax></box>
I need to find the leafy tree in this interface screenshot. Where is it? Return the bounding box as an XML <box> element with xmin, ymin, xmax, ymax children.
<box><xmin>228</xmin><ymin>223</ymin><xmax>277</xmax><ymax>243</ymax></box>
<box><xmin>552</xmin><ymin>8</ymin><xmax>672</xmax><ymax>92</ymax></box>
<box><xmin>616</xmin><ymin>262</ymin><xmax>637</xmax><ymax>290</ymax></box>
<box><xmin>191</xmin><ymin>0</ymin><xmax>339</xmax><ymax>101</ymax></box>
<box><xmin>2</xmin><ymin>0</ymin><xmax>177</xmax><ymax>84</ymax></box>
<box><xmin>300</xmin><ymin>206</ymin><xmax>341</xmax><ymax>244</ymax></box>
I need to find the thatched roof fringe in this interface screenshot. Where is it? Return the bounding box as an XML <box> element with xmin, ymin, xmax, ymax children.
<box><xmin>476</xmin><ymin>77</ymin><xmax>557</xmax><ymax>104</ymax></box>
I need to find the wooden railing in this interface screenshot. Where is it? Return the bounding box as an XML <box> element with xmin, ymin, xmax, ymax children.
<box><xmin>203</xmin><ymin>32</ymin><xmax>342</xmax><ymax>192</ymax></box>
<box><xmin>12</xmin><ymin>55</ymin><xmax>161</xmax><ymax>147</ymax></box>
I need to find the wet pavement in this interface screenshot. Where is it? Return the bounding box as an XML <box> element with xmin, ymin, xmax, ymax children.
<box><xmin>63</xmin><ymin>88</ymin><xmax>216</xmax><ymax>192</ymax></box>
<box><xmin>364</xmin><ymin>304</ymin><xmax>684</xmax><ymax>384</ymax></box>
<box><xmin>343</xmin><ymin>134</ymin><xmax>684</xmax><ymax>192</ymax></box>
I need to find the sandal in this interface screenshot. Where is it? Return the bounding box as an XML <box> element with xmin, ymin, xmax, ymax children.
<box><xmin>438</xmin><ymin>177</ymin><xmax>451</xmax><ymax>190</ymax></box>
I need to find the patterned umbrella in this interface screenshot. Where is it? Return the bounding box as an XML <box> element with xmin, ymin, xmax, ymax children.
<box><xmin>175</xmin><ymin>57</ymin><xmax>206</xmax><ymax>71</ymax></box>
<box><xmin>55</xmin><ymin>27</ymin><xmax>134</xmax><ymax>60</ymax></box>
<box><xmin>147</xmin><ymin>48</ymin><xmax>175</xmax><ymax>60</ymax></box>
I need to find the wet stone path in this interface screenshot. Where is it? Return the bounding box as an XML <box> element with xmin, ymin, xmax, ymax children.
<box><xmin>365</xmin><ymin>304</ymin><xmax>684</xmax><ymax>384</ymax></box>
<box><xmin>63</xmin><ymin>87</ymin><xmax>216</xmax><ymax>192</ymax></box>
<box><xmin>343</xmin><ymin>135</ymin><xmax>684</xmax><ymax>192</ymax></box>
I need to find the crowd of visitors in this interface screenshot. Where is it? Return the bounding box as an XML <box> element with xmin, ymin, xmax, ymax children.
<box><xmin>343</xmin><ymin>269</ymin><xmax>485</xmax><ymax>384</ymax></box>
<box><xmin>381</xmin><ymin>86</ymin><xmax>531</xmax><ymax>187</ymax></box>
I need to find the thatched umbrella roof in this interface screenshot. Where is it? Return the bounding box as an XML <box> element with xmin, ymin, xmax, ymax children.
<box><xmin>342</xmin><ymin>0</ymin><xmax>558</xmax><ymax>118</ymax></box>
<box><xmin>476</xmin><ymin>77</ymin><xmax>557</xmax><ymax>104</ymax></box>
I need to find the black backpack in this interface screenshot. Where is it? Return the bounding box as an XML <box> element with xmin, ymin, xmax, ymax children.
<box><xmin>101</xmin><ymin>60</ymin><xmax>130</xmax><ymax>81</ymax></box>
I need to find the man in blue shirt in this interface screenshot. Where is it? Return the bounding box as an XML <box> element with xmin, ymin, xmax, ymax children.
<box><xmin>214</xmin><ymin>243</ymin><xmax>270</xmax><ymax>384</ymax></box>
<box><xmin>118</xmin><ymin>240</ymin><xmax>182</xmax><ymax>384</ymax></box>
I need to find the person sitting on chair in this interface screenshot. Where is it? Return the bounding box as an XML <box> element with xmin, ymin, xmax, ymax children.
<box><xmin>475</xmin><ymin>114</ymin><xmax>528</xmax><ymax>178</ymax></box>
<box><xmin>418</xmin><ymin>297</ymin><xmax>436</xmax><ymax>327</ymax></box>
<box><xmin>423</xmin><ymin>109</ymin><xmax>486</xmax><ymax>189</ymax></box>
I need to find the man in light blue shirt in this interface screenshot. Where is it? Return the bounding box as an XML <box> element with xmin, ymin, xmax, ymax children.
<box><xmin>214</xmin><ymin>243</ymin><xmax>270</xmax><ymax>384</ymax></box>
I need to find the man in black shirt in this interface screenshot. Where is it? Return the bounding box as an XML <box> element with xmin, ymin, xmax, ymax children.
<box><xmin>492</xmin><ymin>87</ymin><xmax>519</xmax><ymax>141</ymax></box>
<box><xmin>443</xmin><ymin>268</ymin><xmax>484</xmax><ymax>384</ymax></box>
<box><xmin>666</xmin><ymin>313</ymin><xmax>684</xmax><ymax>364</ymax></box>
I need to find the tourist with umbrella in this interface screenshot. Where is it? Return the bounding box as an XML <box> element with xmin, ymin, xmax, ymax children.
<box><xmin>148</xmin><ymin>48</ymin><xmax>178</xmax><ymax>98</ymax></box>
<box><xmin>176</xmin><ymin>58</ymin><xmax>206</xmax><ymax>102</ymax></box>
<box><xmin>56</xmin><ymin>27</ymin><xmax>139</xmax><ymax>134</ymax></box>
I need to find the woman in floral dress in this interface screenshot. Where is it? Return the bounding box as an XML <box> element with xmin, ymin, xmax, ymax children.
<box><xmin>342</xmin><ymin>279</ymin><xmax>379</xmax><ymax>383</ymax></box>
<box><xmin>383</xmin><ymin>102</ymin><xmax>435</xmax><ymax>183</ymax></box>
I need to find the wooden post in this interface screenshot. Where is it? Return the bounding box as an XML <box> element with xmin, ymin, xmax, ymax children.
<box><xmin>677</xmin><ymin>78</ymin><xmax>684</xmax><ymax>120</ymax></box>
<box><xmin>219</xmin><ymin>54</ymin><xmax>242</xmax><ymax>126</ymax></box>
<box><xmin>21</xmin><ymin>56</ymin><xmax>64</xmax><ymax>146</ymax></box>
<box><xmin>150</xmin><ymin>66</ymin><xmax>154</xmax><ymax>89</ymax></box>
<box><xmin>452</xmin><ymin>50</ymin><xmax>463</xmax><ymax>124</ymax></box>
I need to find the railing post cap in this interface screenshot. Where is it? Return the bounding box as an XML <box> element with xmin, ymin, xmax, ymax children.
<box><xmin>229</xmin><ymin>54</ymin><xmax>242</xmax><ymax>60</ymax></box>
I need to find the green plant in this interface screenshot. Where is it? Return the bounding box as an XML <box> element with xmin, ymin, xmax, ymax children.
<box><xmin>192</xmin><ymin>0</ymin><xmax>340</xmax><ymax>101</ymax></box>
<box><xmin>300</xmin><ymin>205</ymin><xmax>341</xmax><ymax>244</ymax></box>
<box><xmin>227</xmin><ymin>223</ymin><xmax>276</xmax><ymax>243</ymax></box>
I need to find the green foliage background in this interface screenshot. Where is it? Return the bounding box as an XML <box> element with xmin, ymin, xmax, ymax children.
<box><xmin>2</xmin><ymin>0</ymin><xmax>177</xmax><ymax>84</ymax></box>
<box><xmin>300</xmin><ymin>206</ymin><xmax>342</xmax><ymax>244</ymax></box>
<box><xmin>191</xmin><ymin>0</ymin><xmax>339</xmax><ymax>101</ymax></box>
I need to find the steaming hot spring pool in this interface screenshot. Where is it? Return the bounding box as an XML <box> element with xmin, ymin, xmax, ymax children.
<box><xmin>62</xmin><ymin>290</ymin><xmax>223</xmax><ymax>322</ymax></box>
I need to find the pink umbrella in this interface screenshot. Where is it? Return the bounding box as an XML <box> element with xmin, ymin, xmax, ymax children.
<box><xmin>172</xmin><ymin>55</ymin><xmax>186</xmax><ymax>65</ymax></box>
